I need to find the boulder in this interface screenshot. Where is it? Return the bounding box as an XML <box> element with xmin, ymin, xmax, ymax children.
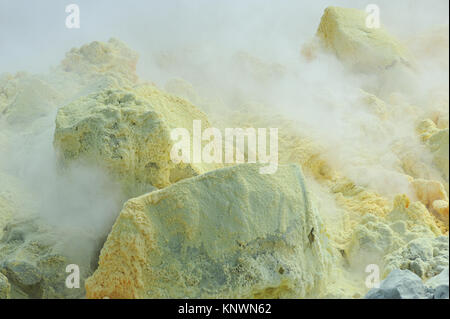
<box><xmin>434</xmin><ymin>285</ymin><xmax>449</xmax><ymax>299</ymax></box>
<box><xmin>365</xmin><ymin>269</ymin><xmax>430</xmax><ymax>299</ymax></box>
<box><xmin>366</xmin><ymin>268</ymin><xmax>450</xmax><ymax>299</ymax></box>
<box><xmin>425</xmin><ymin>267</ymin><xmax>449</xmax><ymax>288</ymax></box>
<box><xmin>54</xmin><ymin>85</ymin><xmax>221</xmax><ymax>196</ymax></box>
<box><xmin>316</xmin><ymin>6</ymin><xmax>413</xmax><ymax>72</ymax></box>
<box><xmin>425</xmin><ymin>267</ymin><xmax>449</xmax><ymax>299</ymax></box>
<box><xmin>85</xmin><ymin>163</ymin><xmax>333</xmax><ymax>298</ymax></box>
<box><xmin>0</xmin><ymin>217</ymin><xmax>98</xmax><ymax>299</ymax></box>
<box><xmin>0</xmin><ymin>39</ymin><xmax>140</xmax><ymax>129</ymax></box>
<box><xmin>0</xmin><ymin>75</ymin><xmax>62</xmax><ymax>126</ymax></box>
<box><xmin>59</xmin><ymin>38</ymin><xmax>139</xmax><ymax>85</ymax></box>
<box><xmin>412</xmin><ymin>179</ymin><xmax>449</xmax><ymax>224</ymax></box>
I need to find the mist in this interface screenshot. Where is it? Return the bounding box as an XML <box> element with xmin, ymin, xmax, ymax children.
<box><xmin>1</xmin><ymin>0</ymin><xmax>448</xmax><ymax>74</ymax></box>
<box><xmin>0</xmin><ymin>0</ymin><xmax>449</xmax><ymax>294</ymax></box>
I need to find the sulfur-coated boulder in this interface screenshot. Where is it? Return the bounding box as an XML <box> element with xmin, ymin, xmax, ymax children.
<box><xmin>316</xmin><ymin>6</ymin><xmax>414</xmax><ymax>73</ymax></box>
<box><xmin>85</xmin><ymin>163</ymin><xmax>333</xmax><ymax>299</ymax></box>
<box><xmin>54</xmin><ymin>85</ymin><xmax>221</xmax><ymax>196</ymax></box>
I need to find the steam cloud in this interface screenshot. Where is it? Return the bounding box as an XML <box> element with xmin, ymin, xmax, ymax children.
<box><xmin>0</xmin><ymin>0</ymin><xmax>448</xmax><ymax>276</ymax></box>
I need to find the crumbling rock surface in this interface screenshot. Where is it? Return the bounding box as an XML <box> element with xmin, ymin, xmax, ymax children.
<box><xmin>54</xmin><ymin>85</ymin><xmax>221</xmax><ymax>196</ymax></box>
<box><xmin>0</xmin><ymin>218</ymin><xmax>97</xmax><ymax>299</ymax></box>
<box><xmin>345</xmin><ymin>194</ymin><xmax>441</xmax><ymax>269</ymax></box>
<box><xmin>383</xmin><ymin>236</ymin><xmax>448</xmax><ymax>279</ymax></box>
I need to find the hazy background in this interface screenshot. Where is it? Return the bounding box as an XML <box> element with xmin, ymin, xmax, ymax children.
<box><xmin>1</xmin><ymin>0</ymin><xmax>448</xmax><ymax>203</ymax></box>
<box><xmin>1</xmin><ymin>0</ymin><xmax>448</xmax><ymax>78</ymax></box>
<box><xmin>1</xmin><ymin>0</ymin><xmax>448</xmax><ymax>204</ymax></box>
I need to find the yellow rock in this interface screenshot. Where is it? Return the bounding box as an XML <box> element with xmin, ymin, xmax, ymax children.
<box><xmin>412</xmin><ymin>179</ymin><xmax>448</xmax><ymax>207</ymax></box>
<box><xmin>346</xmin><ymin>214</ymin><xmax>405</xmax><ymax>269</ymax></box>
<box><xmin>437</xmin><ymin>114</ymin><xmax>449</xmax><ymax>130</ymax></box>
<box><xmin>0</xmin><ymin>75</ymin><xmax>62</xmax><ymax>126</ymax></box>
<box><xmin>54</xmin><ymin>85</ymin><xmax>221</xmax><ymax>196</ymax></box>
<box><xmin>1</xmin><ymin>39</ymin><xmax>141</xmax><ymax>129</ymax></box>
<box><xmin>346</xmin><ymin>194</ymin><xmax>441</xmax><ymax>274</ymax></box>
<box><xmin>417</xmin><ymin>119</ymin><xmax>440</xmax><ymax>142</ymax></box>
<box><xmin>223</xmin><ymin>105</ymin><xmax>391</xmax><ymax>246</ymax></box>
<box><xmin>316</xmin><ymin>6</ymin><xmax>413</xmax><ymax>72</ymax></box>
<box><xmin>59</xmin><ymin>38</ymin><xmax>139</xmax><ymax>85</ymax></box>
<box><xmin>383</xmin><ymin>236</ymin><xmax>448</xmax><ymax>279</ymax></box>
<box><xmin>388</xmin><ymin>194</ymin><xmax>441</xmax><ymax>235</ymax></box>
<box><xmin>412</xmin><ymin>178</ymin><xmax>449</xmax><ymax>227</ymax></box>
<box><xmin>427</xmin><ymin>128</ymin><xmax>449</xmax><ymax>181</ymax></box>
<box><xmin>85</xmin><ymin>163</ymin><xmax>333</xmax><ymax>299</ymax></box>
<box><xmin>432</xmin><ymin>200</ymin><xmax>449</xmax><ymax>225</ymax></box>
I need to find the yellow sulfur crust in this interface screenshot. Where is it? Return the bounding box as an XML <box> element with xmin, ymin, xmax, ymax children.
<box><xmin>85</xmin><ymin>164</ymin><xmax>333</xmax><ymax>298</ymax></box>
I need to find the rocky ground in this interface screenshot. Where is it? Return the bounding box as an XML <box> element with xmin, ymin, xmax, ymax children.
<box><xmin>0</xmin><ymin>6</ymin><xmax>448</xmax><ymax>299</ymax></box>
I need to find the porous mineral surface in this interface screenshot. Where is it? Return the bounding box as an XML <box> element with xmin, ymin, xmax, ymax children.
<box><xmin>0</xmin><ymin>5</ymin><xmax>448</xmax><ymax>299</ymax></box>
<box><xmin>53</xmin><ymin>85</ymin><xmax>221</xmax><ymax>196</ymax></box>
<box><xmin>85</xmin><ymin>164</ymin><xmax>333</xmax><ymax>298</ymax></box>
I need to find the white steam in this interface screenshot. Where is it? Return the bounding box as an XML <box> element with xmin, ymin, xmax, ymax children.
<box><xmin>0</xmin><ymin>0</ymin><xmax>448</xmax><ymax>263</ymax></box>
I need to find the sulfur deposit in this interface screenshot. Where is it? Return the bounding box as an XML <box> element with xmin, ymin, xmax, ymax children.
<box><xmin>54</xmin><ymin>85</ymin><xmax>221</xmax><ymax>195</ymax></box>
<box><xmin>316</xmin><ymin>6</ymin><xmax>413</xmax><ymax>72</ymax></box>
<box><xmin>0</xmin><ymin>3</ymin><xmax>448</xmax><ymax>300</ymax></box>
<box><xmin>85</xmin><ymin>163</ymin><xmax>333</xmax><ymax>299</ymax></box>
